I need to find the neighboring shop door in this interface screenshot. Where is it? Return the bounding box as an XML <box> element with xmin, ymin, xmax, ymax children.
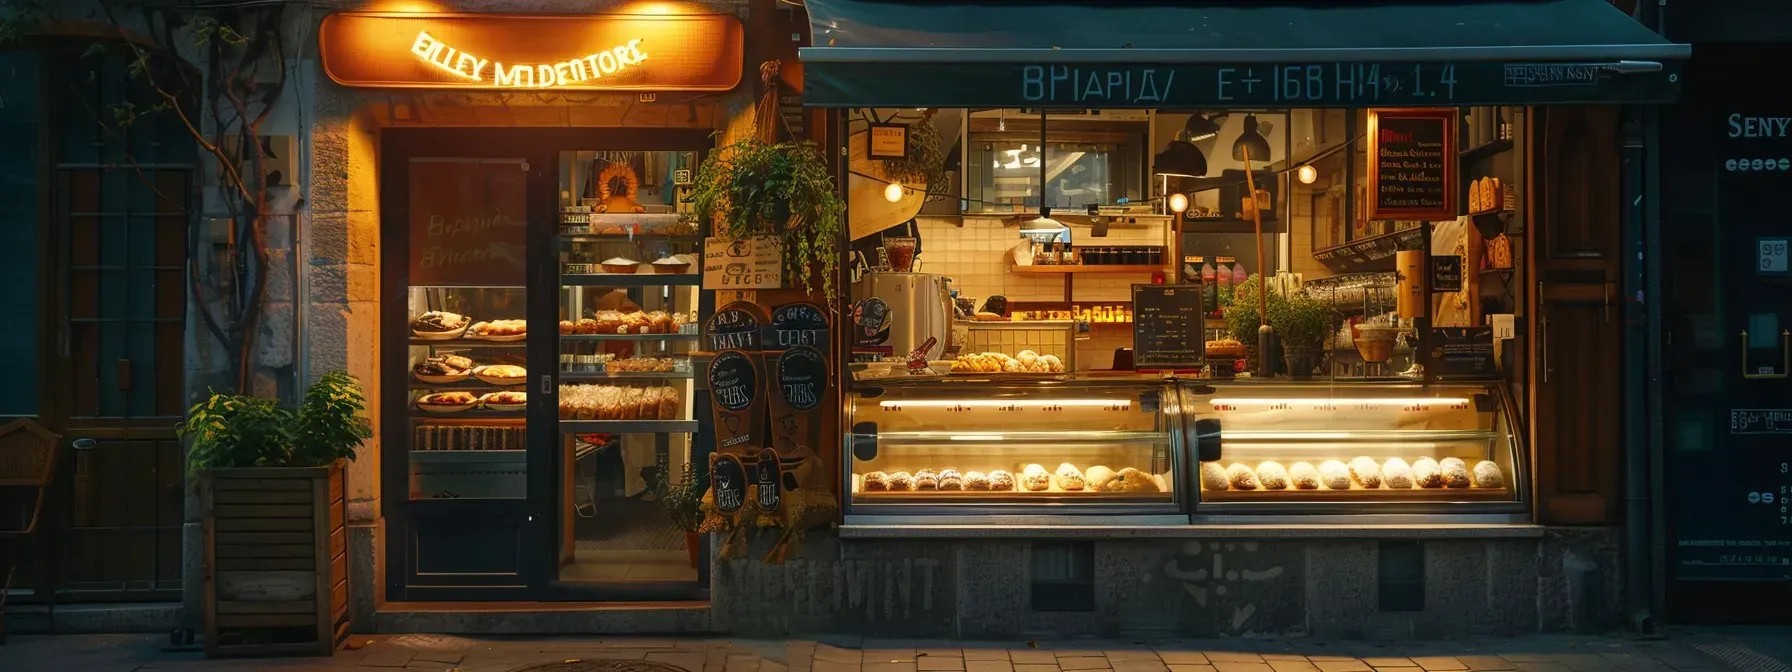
<box><xmin>1661</xmin><ymin>43</ymin><xmax>1792</xmax><ymax>621</ymax></box>
<box><xmin>15</xmin><ymin>47</ymin><xmax>193</xmax><ymax>602</ymax></box>
<box><xmin>1531</xmin><ymin>106</ymin><xmax>1624</xmax><ymax>525</ymax></box>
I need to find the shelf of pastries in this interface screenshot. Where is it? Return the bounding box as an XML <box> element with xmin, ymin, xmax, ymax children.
<box><xmin>1198</xmin><ymin>455</ymin><xmax>1509</xmax><ymax>502</ymax></box>
<box><xmin>853</xmin><ymin>461</ymin><xmax>1172</xmax><ymax>501</ymax></box>
<box><xmin>410</xmin><ymin>310</ymin><xmax>529</xmax><ymax>346</ymax></box>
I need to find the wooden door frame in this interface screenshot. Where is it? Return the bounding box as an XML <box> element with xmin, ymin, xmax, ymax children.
<box><xmin>378</xmin><ymin>126</ymin><xmax>715</xmax><ymax>603</ymax></box>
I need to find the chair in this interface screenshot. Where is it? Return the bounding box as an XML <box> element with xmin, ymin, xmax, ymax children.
<box><xmin>0</xmin><ymin>420</ymin><xmax>66</xmax><ymax>645</ymax></box>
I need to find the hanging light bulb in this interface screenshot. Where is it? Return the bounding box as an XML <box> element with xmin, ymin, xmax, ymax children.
<box><xmin>884</xmin><ymin>182</ymin><xmax>904</xmax><ymax>202</ymax></box>
<box><xmin>1297</xmin><ymin>165</ymin><xmax>1318</xmax><ymax>184</ymax></box>
<box><xmin>1168</xmin><ymin>193</ymin><xmax>1189</xmax><ymax>214</ymax></box>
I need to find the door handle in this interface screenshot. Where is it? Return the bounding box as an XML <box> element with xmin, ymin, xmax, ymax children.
<box><xmin>1540</xmin><ymin>315</ymin><xmax>1551</xmax><ymax>384</ymax></box>
<box><xmin>1602</xmin><ymin>282</ymin><xmax>1612</xmax><ymax>325</ymax></box>
<box><xmin>1741</xmin><ymin>329</ymin><xmax>1791</xmax><ymax>380</ymax></box>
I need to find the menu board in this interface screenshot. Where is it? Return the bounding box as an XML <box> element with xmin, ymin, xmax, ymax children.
<box><xmin>407</xmin><ymin>159</ymin><xmax>528</xmax><ymax>286</ymax></box>
<box><xmin>707</xmin><ymin>349</ymin><xmax>765</xmax><ymax>451</ymax></box>
<box><xmin>1429</xmin><ymin>254</ymin><xmax>1464</xmax><ymax>293</ymax></box>
<box><xmin>702</xmin><ymin>236</ymin><xmax>783</xmax><ymax>290</ymax></box>
<box><xmin>710</xmin><ymin>453</ymin><xmax>747</xmax><ymax>515</ymax></box>
<box><xmin>1425</xmin><ymin>326</ymin><xmax>1497</xmax><ymax>378</ymax></box>
<box><xmin>770</xmin><ymin>345</ymin><xmax>828</xmax><ymax>455</ymax></box>
<box><xmin>705</xmin><ymin>301</ymin><xmax>768</xmax><ymax>352</ymax></box>
<box><xmin>1131</xmin><ymin>284</ymin><xmax>1206</xmax><ymax>370</ymax></box>
<box><xmin>1368</xmin><ymin>109</ymin><xmax>1458</xmax><ymax>222</ymax></box>
<box><xmin>770</xmin><ymin>302</ymin><xmax>830</xmax><ymax>352</ymax></box>
<box><xmin>754</xmin><ymin>447</ymin><xmax>783</xmax><ymax>514</ymax></box>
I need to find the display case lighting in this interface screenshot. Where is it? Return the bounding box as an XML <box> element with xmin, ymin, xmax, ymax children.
<box><xmin>879</xmin><ymin>399</ymin><xmax>1129</xmax><ymax>408</ymax></box>
<box><xmin>1207</xmin><ymin>398</ymin><xmax>1471</xmax><ymax>407</ymax></box>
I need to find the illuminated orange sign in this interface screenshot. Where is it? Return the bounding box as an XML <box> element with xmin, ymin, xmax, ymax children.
<box><xmin>319</xmin><ymin>12</ymin><xmax>744</xmax><ymax>91</ymax></box>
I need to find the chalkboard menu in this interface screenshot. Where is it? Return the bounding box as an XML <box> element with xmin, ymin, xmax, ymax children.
<box><xmin>771</xmin><ymin>302</ymin><xmax>830</xmax><ymax>351</ymax></box>
<box><xmin>1368</xmin><ymin>109</ymin><xmax>1457</xmax><ymax>222</ymax></box>
<box><xmin>1429</xmin><ymin>254</ymin><xmax>1463</xmax><ymax>293</ymax></box>
<box><xmin>711</xmin><ymin>453</ymin><xmax>747</xmax><ymax>515</ymax></box>
<box><xmin>1426</xmin><ymin>326</ymin><xmax>1497</xmax><ymax>378</ymax></box>
<box><xmin>770</xmin><ymin>345</ymin><xmax>827</xmax><ymax>455</ymax></box>
<box><xmin>707</xmin><ymin>349</ymin><xmax>764</xmax><ymax>450</ymax></box>
<box><xmin>408</xmin><ymin>159</ymin><xmax>528</xmax><ymax>286</ymax></box>
<box><xmin>706</xmin><ymin>301</ymin><xmax>767</xmax><ymax>352</ymax></box>
<box><xmin>754</xmin><ymin>447</ymin><xmax>783</xmax><ymax>513</ymax></box>
<box><xmin>1132</xmin><ymin>284</ymin><xmax>1206</xmax><ymax>370</ymax></box>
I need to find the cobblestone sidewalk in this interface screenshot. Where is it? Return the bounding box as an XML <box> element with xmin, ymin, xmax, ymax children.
<box><xmin>0</xmin><ymin>632</ymin><xmax>1768</xmax><ymax>672</ymax></box>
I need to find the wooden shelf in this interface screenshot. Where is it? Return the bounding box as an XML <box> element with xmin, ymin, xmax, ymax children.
<box><xmin>1460</xmin><ymin>139</ymin><xmax>1514</xmax><ymax>163</ymax></box>
<box><xmin>1010</xmin><ymin>265</ymin><xmax>1164</xmax><ymax>274</ymax></box>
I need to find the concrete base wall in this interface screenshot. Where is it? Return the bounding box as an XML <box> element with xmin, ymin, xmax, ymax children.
<box><xmin>709</xmin><ymin>528</ymin><xmax>1623</xmax><ymax>639</ymax></box>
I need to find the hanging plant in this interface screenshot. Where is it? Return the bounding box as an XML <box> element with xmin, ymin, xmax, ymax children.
<box><xmin>879</xmin><ymin>113</ymin><xmax>947</xmax><ymax>202</ymax></box>
<box><xmin>691</xmin><ymin>136</ymin><xmax>845</xmax><ymax>300</ymax></box>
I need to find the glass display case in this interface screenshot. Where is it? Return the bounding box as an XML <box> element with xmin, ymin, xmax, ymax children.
<box><xmin>845</xmin><ymin>378</ymin><xmax>1217</xmax><ymax>517</ymax></box>
<box><xmin>1190</xmin><ymin>382</ymin><xmax>1526</xmax><ymax>515</ymax></box>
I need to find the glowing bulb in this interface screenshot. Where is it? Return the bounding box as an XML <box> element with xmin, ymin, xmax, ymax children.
<box><xmin>1167</xmin><ymin>193</ymin><xmax>1189</xmax><ymax>214</ymax></box>
<box><xmin>884</xmin><ymin>182</ymin><xmax>904</xmax><ymax>202</ymax></box>
<box><xmin>1297</xmin><ymin>165</ymin><xmax>1318</xmax><ymax>184</ymax></box>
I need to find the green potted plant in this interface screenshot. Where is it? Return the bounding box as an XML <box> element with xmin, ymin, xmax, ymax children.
<box><xmin>179</xmin><ymin>371</ymin><xmax>370</xmax><ymax>658</ymax></box>
<box><xmin>1223</xmin><ymin>276</ymin><xmax>1274</xmax><ymax>370</ymax></box>
<box><xmin>1268</xmin><ymin>290</ymin><xmax>1334</xmax><ymax>380</ymax></box>
<box><xmin>691</xmin><ymin>136</ymin><xmax>846</xmax><ymax>300</ymax></box>
<box><xmin>651</xmin><ymin>461</ymin><xmax>708</xmax><ymax>569</ymax></box>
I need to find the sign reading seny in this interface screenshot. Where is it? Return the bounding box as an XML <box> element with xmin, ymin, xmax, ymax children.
<box><xmin>320</xmin><ymin>12</ymin><xmax>744</xmax><ymax>92</ymax></box>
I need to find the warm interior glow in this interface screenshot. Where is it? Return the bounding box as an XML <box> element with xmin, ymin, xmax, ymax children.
<box><xmin>880</xmin><ymin>399</ymin><xmax>1130</xmax><ymax>409</ymax></box>
<box><xmin>1168</xmin><ymin>192</ymin><xmax>1189</xmax><ymax>213</ymax></box>
<box><xmin>1222</xmin><ymin>431</ymin><xmax>1356</xmax><ymax>440</ymax></box>
<box><xmin>361</xmin><ymin>0</ymin><xmax>444</xmax><ymax>12</ymax></box>
<box><xmin>1297</xmin><ymin>164</ymin><xmax>1318</xmax><ymax>184</ymax></box>
<box><xmin>617</xmin><ymin>0</ymin><xmax>710</xmax><ymax>14</ymax></box>
<box><xmin>884</xmin><ymin>182</ymin><xmax>904</xmax><ymax>202</ymax></box>
<box><xmin>408</xmin><ymin>30</ymin><xmax>648</xmax><ymax>89</ymax></box>
<box><xmin>1208</xmin><ymin>398</ymin><xmax>1471</xmax><ymax>407</ymax></box>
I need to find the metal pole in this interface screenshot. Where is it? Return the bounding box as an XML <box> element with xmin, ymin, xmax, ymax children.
<box><xmin>1242</xmin><ymin>147</ymin><xmax>1273</xmax><ymax>376</ymax></box>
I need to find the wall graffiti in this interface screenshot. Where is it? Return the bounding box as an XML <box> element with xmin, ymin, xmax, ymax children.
<box><xmin>1162</xmin><ymin>541</ymin><xmax>1286</xmax><ymax>633</ymax></box>
<box><xmin>720</xmin><ymin>554</ymin><xmax>948</xmax><ymax>631</ymax></box>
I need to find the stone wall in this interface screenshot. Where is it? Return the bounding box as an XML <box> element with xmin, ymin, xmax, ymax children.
<box><xmin>709</xmin><ymin>528</ymin><xmax>1624</xmax><ymax>639</ymax></box>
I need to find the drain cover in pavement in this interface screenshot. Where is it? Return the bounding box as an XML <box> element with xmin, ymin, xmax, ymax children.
<box><xmin>1692</xmin><ymin>643</ymin><xmax>1792</xmax><ymax>672</ymax></box>
<box><xmin>518</xmin><ymin>662</ymin><xmax>692</xmax><ymax>672</ymax></box>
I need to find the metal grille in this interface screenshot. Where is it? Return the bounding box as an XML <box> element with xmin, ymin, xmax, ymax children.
<box><xmin>1692</xmin><ymin>643</ymin><xmax>1792</xmax><ymax>672</ymax></box>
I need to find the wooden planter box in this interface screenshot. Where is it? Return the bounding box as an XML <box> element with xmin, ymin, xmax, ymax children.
<box><xmin>201</xmin><ymin>461</ymin><xmax>349</xmax><ymax>658</ymax></box>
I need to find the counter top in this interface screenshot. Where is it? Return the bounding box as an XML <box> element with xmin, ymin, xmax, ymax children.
<box><xmin>840</xmin><ymin>517</ymin><xmax>1545</xmax><ymax>539</ymax></box>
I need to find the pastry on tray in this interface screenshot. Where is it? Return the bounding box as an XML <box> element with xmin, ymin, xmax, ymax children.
<box><xmin>412</xmin><ymin>311</ymin><xmax>471</xmax><ymax>338</ymax></box>
<box><xmin>986</xmin><ymin>470</ymin><xmax>1016</xmax><ymax>492</ymax></box>
<box><xmin>1084</xmin><ymin>465</ymin><xmax>1117</xmax><ymax>491</ymax></box>
<box><xmin>1440</xmin><ymin>457</ymin><xmax>1472</xmax><ymax>488</ymax></box>
<box><xmin>1200</xmin><ymin>462</ymin><xmax>1230</xmax><ymax>491</ymax></box>
<box><xmin>1318</xmin><ymin>460</ymin><xmax>1352</xmax><ymax>490</ymax></box>
<box><xmin>1226</xmin><ymin>462</ymin><xmax>1259</xmax><ymax>490</ymax></box>
<box><xmin>601</xmin><ymin>257</ymin><xmax>641</xmax><ymax>274</ymax></box>
<box><xmin>937</xmin><ymin>468</ymin><xmax>965</xmax><ymax>491</ymax></box>
<box><xmin>1255</xmin><ymin>461</ymin><xmax>1290</xmax><ymax>490</ymax></box>
<box><xmin>886</xmin><ymin>471</ymin><xmax>915</xmax><ymax>491</ymax></box>
<box><xmin>963</xmin><ymin>471</ymin><xmax>990</xmax><ymax>491</ymax></box>
<box><xmin>479</xmin><ymin>391</ymin><xmax>527</xmax><ymax>411</ymax></box>
<box><xmin>468</xmin><ymin>319</ymin><xmax>527</xmax><ymax>340</ymax></box>
<box><xmin>1021</xmin><ymin>464</ymin><xmax>1052</xmax><ymax>491</ymax></box>
<box><xmin>475</xmin><ymin>364</ymin><xmax>527</xmax><ymax>385</ymax></box>
<box><xmin>1382</xmin><ymin>458</ymin><xmax>1415</xmax><ymax>489</ymax></box>
<box><xmin>913</xmin><ymin>468</ymin><xmax>940</xmax><ymax>491</ymax></box>
<box><xmin>1054</xmin><ymin>463</ymin><xmax>1086</xmax><ymax>491</ymax></box>
<box><xmin>413</xmin><ymin>355</ymin><xmax>475</xmax><ymax>383</ymax></box>
<box><xmin>1472</xmin><ymin>460</ymin><xmax>1504</xmax><ymax>488</ymax></box>
<box><xmin>1412</xmin><ymin>457</ymin><xmax>1445</xmax><ymax>489</ymax></box>
<box><xmin>416</xmin><ymin>391</ymin><xmax>477</xmax><ymax>413</ymax></box>
<box><xmin>1348</xmin><ymin>456</ymin><xmax>1383</xmax><ymax>489</ymax></box>
<box><xmin>861</xmin><ymin>471</ymin><xmax>890</xmax><ymax>492</ymax></box>
<box><xmin>1289</xmin><ymin>462</ymin><xmax>1321</xmax><ymax>490</ymax></box>
<box><xmin>1105</xmin><ymin>467</ymin><xmax>1160</xmax><ymax>493</ymax></box>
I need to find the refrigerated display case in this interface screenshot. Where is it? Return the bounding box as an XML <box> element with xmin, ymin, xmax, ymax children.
<box><xmin>1190</xmin><ymin>381</ymin><xmax>1527</xmax><ymax>516</ymax></box>
<box><xmin>844</xmin><ymin>377</ymin><xmax>1221</xmax><ymax>518</ymax></box>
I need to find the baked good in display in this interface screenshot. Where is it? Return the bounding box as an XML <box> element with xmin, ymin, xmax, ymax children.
<box><xmin>557</xmin><ymin>384</ymin><xmax>680</xmax><ymax>420</ymax></box>
<box><xmin>417</xmin><ymin>391</ymin><xmax>477</xmax><ymax>413</ymax></box>
<box><xmin>414</xmin><ymin>354</ymin><xmax>475</xmax><ymax>383</ymax></box>
<box><xmin>950</xmin><ymin>351</ymin><xmax>1066</xmax><ymax>374</ymax></box>
<box><xmin>607</xmin><ymin>357</ymin><xmax>678</xmax><ymax>373</ymax></box>
<box><xmin>1205</xmin><ymin>339</ymin><xmax>1246</xmax><ymax>358</ymax></box>
<box><xmin>469</xmin><ymin>320</ymin><xmax>528</xmax><ymax>340</ymax></box>
<box><xmin>1021</xmin><ymin>464</ymin><xmax>1052</xmax><ymax>491</ymax></box>
<box><xmin>1084</xmin><ymin>466</ymin><xmax>1117</xmax><ymax>491</ymax></box>
<box><xmin>1255</xmin><ymin>461</ymin><xmax>1290</xmax><ymax>490</ymax></box>
<box><xmin>887</xmin><ymin>471</ymin><xmax>915</xmax><ymax>491</ymax></box>
<box><xmin>913</xmin><ymin>468</ymin><xmax>940</xmax><ymax>490</ymax></box>
<box><xmin>1472</xmin><ymin>460</ymin><xmax>1504</xmax><ymax>488</ymax></box>
<box><xmin>1383</xmin><ymin>458</ymin><xmax>1415</xmax><ymax>489</ymax></box>
<box><xmin>1348</xmin><ymin>456</ymin><xmax>1384</xmax><ymax>489</ymax></box>
<box><xmin>987</xmin><ymin>470</ymin><xmax>1016</xmax><ymax>491</ymax></box>
<box><xmin>1200</xmin><ymin>462</ymin><xmax>1230</xmax><ymax>491</ymax></box>
<box><xmin>1412</xmin><ymin>457</ymin><xmax>1445</xmax><ymax>488</ymax></box>
<box><xmin>475</xmin><ymin>364</ymin><xmax>527</xmax><ymax>385</ymax></box>
<box><xmin>1054</xmin><ymin>463</ymin><xmax>1086</xmax><ymax>491</ymax></box>
<box><xmin>862</xmin><ymin>471</ymin><xmax>890</xmax><ymax>492</ymax></box>
<box><xmin>652</xmin><ymin>256</ymin><xmax>693</xmax><ymax>274</ymax></box>
<box><xmin>1440</xmin><ymin>457</ymin><xmax>1472</xmax><ymax>488</ymax></box>
<box><xmin>479</xmin><ymin>391</ymin><xmax>527</xmax><ymax>411</ymax></box>
<box><xmin>963</xmin><ymin>471</ymin><xmax>991</xmax><ymax>491</ymax></box>
<box><xmin>601</xmin><ymin>257</ymin><xmax>641</xmax><ymax>274</ymax></box>
<box><xmin>1106</xmin><ymin>467</ymin><xmax>1161</xmax><ymax>493</ymax></box>
<box><xmin>937</xmin><ymin>468</ymin><xmax>964</xmax><ymax>491</ymax></box>
<box><xmin>1318</xmin><ymin>460</ymin><xmax>1352</xmax><ymax>490</ymax></box>
<box><xmin>412</xmin><ymin>310</ymin><xmax>470</xmax><ymax>336</ymax></box>
<box><xmin>1226</xmin><ymin>462</ymin><xmax>1260</xmax><ymax>490</ymax></box>
<box><xmin>1289</xmin><ymin>462</ymin><xmax>1321</xmax><ymax>490</ymax></box>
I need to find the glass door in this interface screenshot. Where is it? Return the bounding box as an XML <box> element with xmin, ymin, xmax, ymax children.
<box><xmin>386</xmin><ymin>154</ymin><xmax>541</xmax><ymax>599</ymax></box>
<box><xmin>551</xmin><ymin>150</ymin><xmax>709</xmax><ymax>591</ymax></box>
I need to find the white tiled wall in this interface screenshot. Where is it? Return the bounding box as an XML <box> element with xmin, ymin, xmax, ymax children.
<box><xmin>915</xmin><ymin>215</ymin><xmax>1168</xmax><ymax>305</ymax></box>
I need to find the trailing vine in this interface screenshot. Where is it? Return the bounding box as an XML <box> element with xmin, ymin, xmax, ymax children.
<box><xmin>690</xmin><ymin>136</ymin><xmax>845</xmax><ymax>300</ymax></box>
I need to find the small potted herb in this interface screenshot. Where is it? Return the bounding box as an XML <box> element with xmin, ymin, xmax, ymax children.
<box><xmin>651</xmin><ymin>461</ymin><xmax>708</xmax><ymax>568</ymax></box>
<box><xmin>1268</xmin><ymin>290</ymin><xmax>1334</xmax><ymax>380</ymax></box>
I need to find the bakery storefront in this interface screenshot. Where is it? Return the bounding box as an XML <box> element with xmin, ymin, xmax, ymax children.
<box><xmin>707</xmin><ymin>0</ymin><xmax>1686</xmax><ymax>637</ymax></box>
<box><xmin>313</xmin><ymin>5</ymin><xmax>752</xmax><ymax>610</ymax></box>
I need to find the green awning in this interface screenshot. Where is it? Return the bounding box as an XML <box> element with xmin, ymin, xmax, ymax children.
<box><xmin>798</xmin><ymin>0</ymin><xmax>1688</xmax><ymax>108</ymax></box>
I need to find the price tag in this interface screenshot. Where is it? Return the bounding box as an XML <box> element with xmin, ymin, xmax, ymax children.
<box><xmin>1760</xmin><ymin>238</ymin><xmax>1789</xmax><ymax>276</ymax></box>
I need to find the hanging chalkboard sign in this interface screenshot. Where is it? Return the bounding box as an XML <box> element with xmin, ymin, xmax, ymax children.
<box><xmin>1429</xmin><ymin>254</ymin><xmax>1463</xmax><ymax>293</ymax></box>
<box><xmin>1368</xmin><ymin>109</ymin><xmax>1458</xmax><ymax>222</ymax></box>
<box><xmin>769</xmin><ymin>344</ymin><xmax>828</xmax><ymax>455</ymax></box>
<box><xmin>711</xmin><ymin>453</ymin><xmax>747</xmax><ymax>515</ymax></box>
<box><xmin>707</xmin><ymin>349</ymin><xmax>766</xmax><ymax>451</ymax></box>
<box><xmin>1427</xmin><ymin>326</ymin><xmax>1497</xmax><ymax>378</ymax></box>
<box><xmin>853</xmin><ymin>297</ymin><xmax>891</xmax><ymax>348</ymax></box>
<box><xmin>754</xmin><ymin>447</ymin><xmax>783</xmax><ymax>516</ymax></box>
<box><xmin>771</xmin><ymin>302</ymin><xmax>830</xmax><ymax>352</ymax></box>
<box><xmin>1132</xmin><ymin>284</ymin><xmax>1207</xmax><ymax>370</ymax></box>
<box><xmin>705</xmin><ymin>300</ymin><xmax>768</xmax><ymax>352</ymax></box>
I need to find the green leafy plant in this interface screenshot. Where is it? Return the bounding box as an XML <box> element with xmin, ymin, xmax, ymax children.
<box><xmin>691</xmin><ymin>136</ymin><xmax>845</xmax><ymax>299</ymax></box>
<box><xmin>1271</xmin><ymin>289</ymin><xmax>1335</xmax><ymax>350</ymax></box>
<box><xmin>180</xmin><ymin>371</ymin><xmax>370</xmax><ymax>474</ymax></box>
<box><xmin>651</xmin><ymin>460</ymin><xmax>708</xmax><ymax>533</ymax></box>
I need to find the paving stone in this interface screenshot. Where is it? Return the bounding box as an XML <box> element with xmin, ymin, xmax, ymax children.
<box><xmin>1059</xmin><ymin>657</ymin><xmax>1114</xmax><ymax>671</ymax></box>
<box><xmin>1500</xmin><ymin>656</ymin><xmax>1562</xmax><ymax>665</ymax></box>
<box><xmin>359</xmin><ymin>651</ymin><xmax>418</xmax><ymax>667</ymax></box>
<box><xmin>1596</xmin><ymin>655</ymin><xmax>1671</xmax><ymax>672</ymax></box>
<box><xmin>1456</xmin><ymin>657</ymin><xmax>1516</xmax><ymax>672</ymax></box>
<box><xmin>1159</xmin><ymin>653</ymin><xmax>1213</xmax><ymax>666</ymax></box>
<box><xmin>1013</xmin><ymin>666</ymin><xmax>1063</xmax><ymax>672</ymax></box>
<box><xmin>816</xmin><ymin>660</ymin><xmax>866</xmax><ymax>672</ymax></box>
<box><xmin>1010</xmin><ymin>653</ymin><xmax>1061</xmax><ymax>665</ymax></box>
<box><xmin>924</xmin><ymin>650</ymin><xmax>968</xmax><ymax>659</ymax></box>
<box><xmin>817</xmin><ymin>647</ymin><xmax>866</xmax><ymax>664</ymax></box>
<box><xmin>728</xmin><ymin>656</ymin><xmax>765</xmax><ymax>672</ymax></box>
<box><xmin>965</xmin><ymin>650</ymin><xmax>1012</xmax><ymax>662</ymax></box>
<box><xmin>1110</xmin><ymin>652</ymin><xmax>1165</xmax><ymax>663</ymax></box>
<box><xmin>1209</xmin><ymin>655</ymin><xmax>1267</xmax><ymax>664</ymax></box>
<box><xmin>1316</xmin><ymin>662</ymin><xmax>1373</xmax><ymax>672</ymax></box>
<box><xmin>869</xmin><ymin>652</ymin><xmax>921</xmax><ymax>663</ymax></box>
<box><xmin>919</xmin><ymin>658</ymin><xmax>967</xmax><ymax>672</ymax></box>
<box><xmin>1413</xmin><ymin>658</ymin><xmax>1468</xmax><ymax>671</ymax></box>
<box><xmin>1363</xmin><ymin>660</ymin><xmax>1414</xmax><ymax>668</ymax></box>
<box><xmin>1271</xmin><ymin>662</ymin><xmax>1320</xmax><ymax>672</ymax></box>
<box><xmin>1513</xmin><ymin>663</ymin><xmax>1574</xmax><ymax>672</ymax></box>
<box><xmin>968</xmin><ymin>661</ymin><xmax>1016</xmax><ymax>672</ymax></box>
<box><xmin>868</xmin><ymin>663</ymin><xmax>920</xmax><ymax>672</ymax></box>
<box><xmin>1308</xmin><ymin>659</ymin><xmax>1361</xmax><ymax>664</ymax></box>
<box><xmin>1264</xmin><ymin>657</ymin><xmax>1312</xmax><ymax>663</ymax></box>
<box><xmin>1214</xmin><ymin>663</ymin><xmax>1274</xmax><ymax>672</ymax></box>
<box><xmin>1112</xmin><ymin>662</ymin><xmax>1171</xmax><ymax>672</ymax></box>
<box><xmin>651</xmin><ymin>651</ymin><xmax>713</xmax><ymax>671</ymax></box>
<box><xmin>1169</xmin><ymin>666</ymin><xmax>1219</xmax><ymax>672</ymax></box>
